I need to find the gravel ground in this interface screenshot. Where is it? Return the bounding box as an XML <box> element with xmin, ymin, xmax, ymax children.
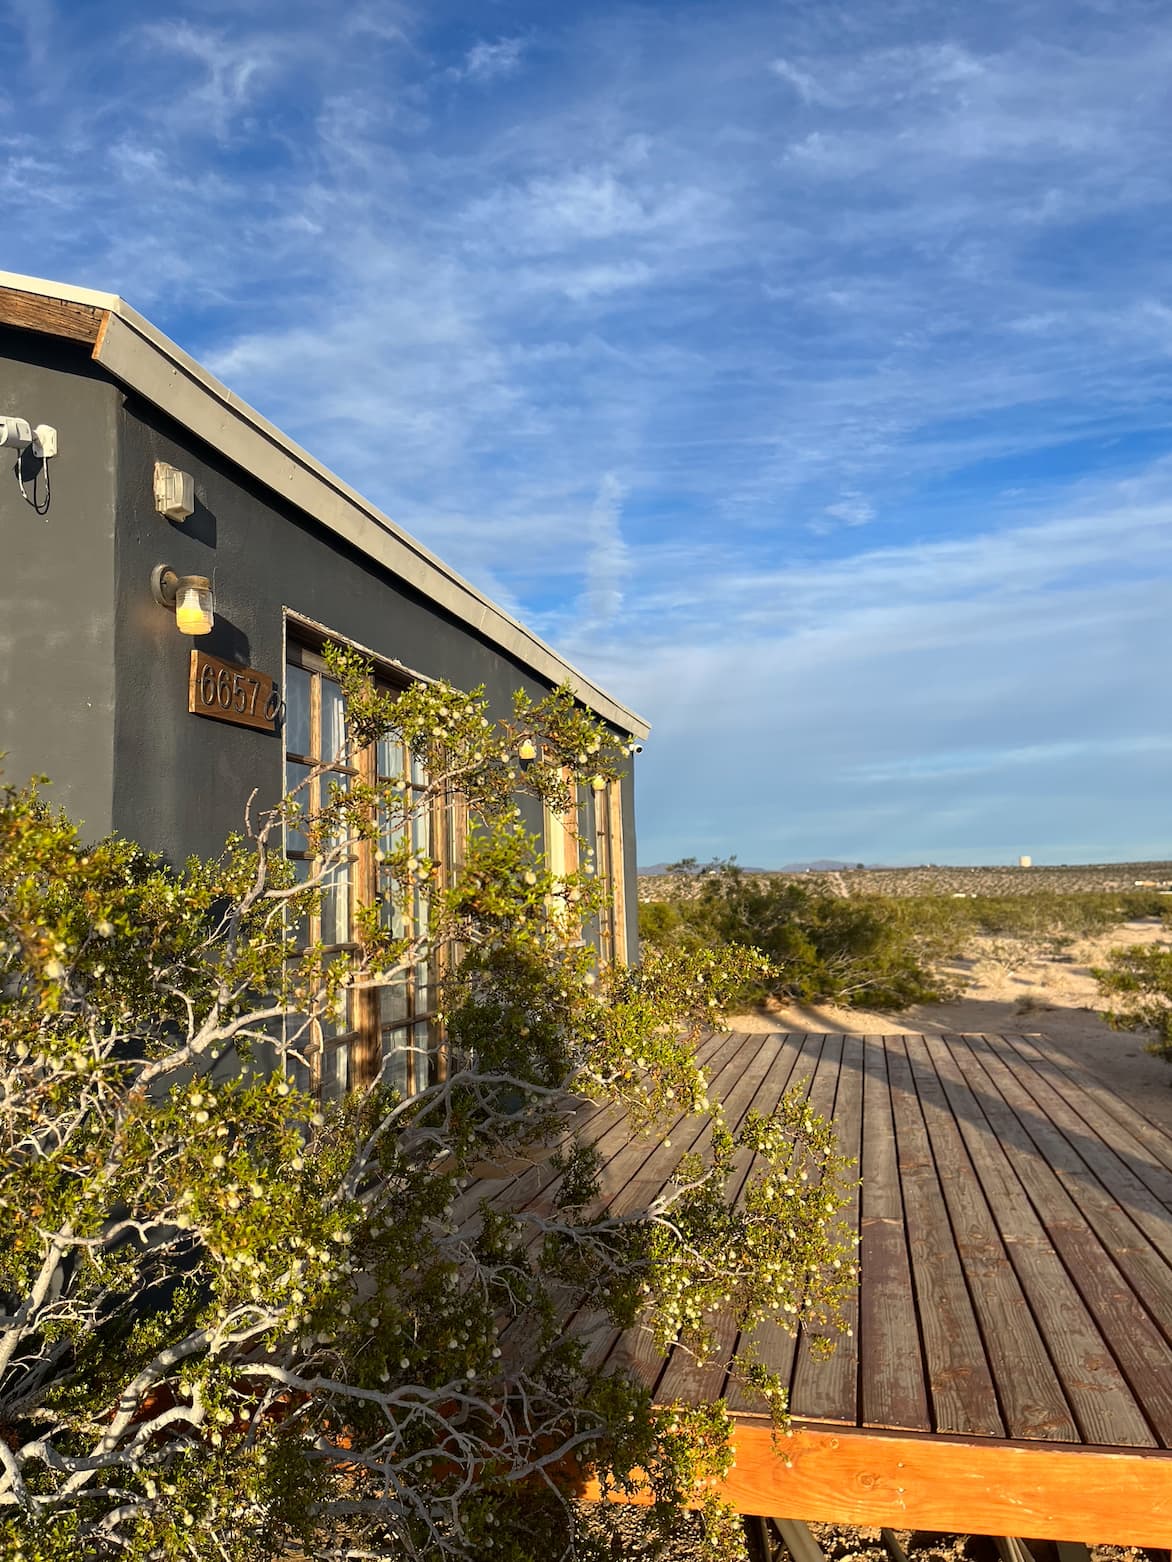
<box><xmin>578</xmin><ymin>1506</ymin><xmax>1166</xmax><ymax>1562</ymax></box>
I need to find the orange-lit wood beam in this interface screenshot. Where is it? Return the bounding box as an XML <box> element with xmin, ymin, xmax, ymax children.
<box><xmin>0</xmin><ymin>286</ymin><xmax>104</xmax><ymax>344</ymax></box>
<box><xmin>589</xmin><ymin>1421</ymin><xmax>1172</xmax><ymax>1547</ymax></box>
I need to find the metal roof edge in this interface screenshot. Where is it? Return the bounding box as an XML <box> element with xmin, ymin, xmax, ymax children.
<box><xmin>0</xmin><ymin>269</ymin><xmax>650</xmax><ymax>739</ymax></box>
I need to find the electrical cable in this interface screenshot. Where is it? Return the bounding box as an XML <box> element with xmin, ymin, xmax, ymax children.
<box><xmin>16</xmin><ymin>453</ymin><xmax>51</xmax><ymax>516</ymax></box>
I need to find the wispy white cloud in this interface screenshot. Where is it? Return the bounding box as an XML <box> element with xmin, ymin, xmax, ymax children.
<box><xmin>5</xmin><ymin>0</ymin><xmax>1172</xmax><ymax>862</ymax></box>
<box><xmin>457</xmin><ymin>37</ymin><xmax>525</xmax><ymax>83</ymax></box>
<box><xmin>137</xmin><ymin>20</ymin><xmax>274</xmax><ymax>138</ymax></box>
<box><xmin>577</xmin><ymin>473</ymin><xmax>629</xmax><ymax>630</ymax></box>
<box><xmin>769</xmin><ymin>56</ymin><xmax>839</xmax><ymax>107</ymax></box>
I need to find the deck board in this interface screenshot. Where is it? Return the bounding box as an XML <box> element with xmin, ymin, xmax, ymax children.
<box><xmin>487</xmin><ymin>1030</ymin><xmax>1172</xmax><ymax>1538</ymax></box>
<box><xmin>982</xmin><ymin>1033</ymin><xmax>1172</xmax><ymax>1267</ymax></box>
<box><xmin>653</xmin><ymin>1033</ymin><xmax>818</xmax><ymax>1405</ymax></box>
<box><xmin>722</xmin><ymin>1034</ymin><xmax>828</xmax><ymax>1414</ymax></box>
<box><xmin>1009</xmin><ymin>1029</ymin><xmax>1172</xmax><ymax>1181</ymax></box>
<box><xmin>790</xmin><ymin>1034</ymin><xmax>863</xmax><ymax>1423</ymax></box>
<box><xmin>960</xmin><ymin>1035</ymin><xmax>1172</xmax><ymax>1348</ymax></box>
<box><xmin>857</xmin><ymin>1034</ymin><xmax>930</xmax><ymax>1431</ymax></box>
<box><xmin>924</xmin><ymin>1034</ymin><xmax>1153</xmax><ymax>1448</ymax></box>
<box><xmin>947</xmin><ymin>1034</ymin><xmax>1172</xmax><ymax>1444</ymax></box>
<box><xmin>885</xmin><ymin>1035</ymin><xmax>1005</xmax><ymax>1436</ymax></box>
<box><xmin>1000</xmin><ymin>1032</ymin><xmax>1172</xmax><ymax>1209</ymax></box>
<box><xmin>591</xmin><ymin>1029</ymin><xmax>809</xmax><ymax>1389</ymax></box>
<box><xmin>903</xmin><ymin>1033</ymin><xmax>1078</xmax><ymax>1441</ymax></box>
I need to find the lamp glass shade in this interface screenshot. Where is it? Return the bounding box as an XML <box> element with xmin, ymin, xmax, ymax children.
<box><xmin>174</xmin><ymin>581</ymin><xmax>214</xmax><ymax>636</ymax></box>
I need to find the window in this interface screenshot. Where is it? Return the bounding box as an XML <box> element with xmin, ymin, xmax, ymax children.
<box><xmin>370</xmin><ymin>727</ymin><xmax>444</xmax><ymax>1099</ymax></box>
<box><xmin>544</xmin><ymin>776</ymin><xmax>627</xmax><ymax>967</ymax></box>
<box><xmin>283</xmin><ymin>638</ymin><xmax>460</xmax><ymax>1102</ymax></box>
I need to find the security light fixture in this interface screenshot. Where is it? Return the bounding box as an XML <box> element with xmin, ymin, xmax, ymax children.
<box><xmin>517</xmin><ymin>736</ymin><xmax>537</xmax><ymax>769</ymax></box>
<box><xmin>154</xmin><ymin>462</ymin><xmax>195</xmax><ymax>522</ymax></box>
<box><xmin>1</xmin><ymin>415</ymin><xmax>58</xmax><ymax>515</ymax></box>
<box><xmin>151</xmin><ymin>564</ymin><xmax>214</xmax><ymax>636</ymax></box>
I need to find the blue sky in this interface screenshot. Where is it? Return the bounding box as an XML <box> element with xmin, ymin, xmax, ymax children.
<box><xmin>5</xmin><ymin>0</ymin><xmax>1172</xmax><ymax>867</ymax></box>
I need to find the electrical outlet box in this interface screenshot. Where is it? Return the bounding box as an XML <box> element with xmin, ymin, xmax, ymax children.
<box><xmin>32</xmin><ymin>425</ymin><xmax>58</xmax><ymax>459</ymax></box>
<box><xmin>154</xmin><ymin>461</ymin><xmax>195</xmax><ymax>522</ymax></box>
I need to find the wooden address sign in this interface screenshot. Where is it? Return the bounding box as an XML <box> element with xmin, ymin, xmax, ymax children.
<box><xmin>188</xmin><ymin>649</ymin><xmax>280</xmax><ymax>733</ymax></box>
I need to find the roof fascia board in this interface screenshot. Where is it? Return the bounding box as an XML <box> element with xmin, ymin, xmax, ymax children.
<box><xmin>0</xmin><ymin>270</ymin><xmax>649</xmax><ymax>738</ymax></box>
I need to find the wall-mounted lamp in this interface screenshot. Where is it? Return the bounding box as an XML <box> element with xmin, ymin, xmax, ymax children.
<box><xmin>151</xmin><ymin>564</ymin><xmax>214</xmax><ymax>636</ymax></box>
<box><xmin>517</xmin><ymin>736</ymin><xmax>537</xmax><ymax>770</ymax></box>
<box><xmin>154</xmin><ymin>461</ymin><xmax>195</xmax><ymax>522</ymax></box>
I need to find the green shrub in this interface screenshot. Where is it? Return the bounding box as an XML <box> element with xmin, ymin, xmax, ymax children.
<box><xmin>1095</xmin><ymin>944</ymin><xmax>1172</xmax><ymax>1061</ymax></box>
<box><xmin>640</xmin><ymin>875</ymin><xmax>1172</xmax><ymax>1017</ymax></box>
<box><xmin>641</xmin><ymin>863</ymin><xmax>954</xmax><ymax>1010</ymax></box>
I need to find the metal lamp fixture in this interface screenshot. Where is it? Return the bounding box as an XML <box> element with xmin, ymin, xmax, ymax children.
<box><xmin>151</xmin><ymin>564</ymin><xmax>215</xmax><ymax>636</ymax></box>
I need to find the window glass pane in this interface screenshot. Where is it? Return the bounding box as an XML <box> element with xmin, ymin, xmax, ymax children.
<box><xmin>411</xmin><ymin>809</ymin><xmax>429</xmax><ymax>857</ymax></box>
<box><xmin>322</xmin><ymin>770</ymin><xmax>353</xmax><ymax>854</ymax></box>
<box><xmin>321</xmin><ymin>680</ymin><xmax>347</xmax><ymax>764</ymax></box>
<box><xmin>379</xmin><ymin>980</ymin><xmax>410</xmax><ymax>1025</ymax></box>
<box><xmin>377</xmin><ymin>735</ymin><xmax>405</xmax><ymax>782</ymax></box>
<box><xmin>289</xmin><ymin>856</ymin><xmax>313</xmax><ymax>946</ymax></box>
<box><xmin>415</xmin><ymin>961</ymin><xmax>430</xmax><ymax>1016</ymax></box>
<box><xmin>378</xmin><ymin>807</ymin><xmax>408</xmax><ymax>934</ymax></box>
<box><xmin>321</xmin><ymin>1043</ymin><xmax>349</xmax><ymax>1104</ymax></box>
<box><xmin>410</xmin><ymin>751</ymin><xmax>427</xmax><ymax>787</ymax></box>
<box><xmin>320</xmin><ymin>863</ymin><xmax>351</xmax><ymax>946</ymax></box>
<box><xmin>285</xmin><ymin>664</ymin><xmax>313</xmax><ymax>757</ymax></box>
<box><xmin>382</xmin><ymin>1030</ymin><xmax>411</xmax><ymax>1095</ymax></box>
<box><xmin>321</xmin><ymin>988</ymin><xmax>353</xmax><ymax>1040</ymax></box>
<box><xmin>284</xmin><ymin>1009</ymin><xmax>313</xmax><ymax>1055</ymax></box>
<box><xmin>285</xmin><ymin>762</ymin><xmax>313</xmax><ymax>853</ymax></box>
<box><xmin>380</xmin><ymin>891</ymin><xmax>406</xmax><ymax>938</ymax></box>
<box><xmin>413</xmin><ymin>1021</ymin><xmax>432</xmax><ymax>1089</ymax></box>
<box><xmin>379</xmin><ymin>803</ymin><xmax>407</xmax><ymax>856</ymax></box>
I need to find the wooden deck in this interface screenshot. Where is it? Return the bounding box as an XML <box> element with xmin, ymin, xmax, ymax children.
<box><xmin>479</xmin><ymin>1031</ymin><xmax>1172</xmax><ymax>1543</ymax></box>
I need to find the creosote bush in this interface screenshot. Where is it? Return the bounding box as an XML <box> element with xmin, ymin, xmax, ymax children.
<box><xmin>0</xmin><ymin>661</ymin><xmax>855</xmax><ymax>1561</ymax></box>
<box><xmin>1095</xmin><ymin>945</ymin><xmax>1172</xmax><ymax>1062</ymax></box>
<box><xmin>643</xmin><ymin>865</ymin><xmax>1172</xmax><ymax>1016</ymax></box>
<box><xmin>640</xmin><ymin>860</ymin><xmax>953</xmax><ymax>1010</ymax></box>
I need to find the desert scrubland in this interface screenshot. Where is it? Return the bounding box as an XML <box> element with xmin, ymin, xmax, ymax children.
<box><xmin>639</xmin><ymin>861</ymin><xmax>1172</xmax><ymax>902</ymax></box>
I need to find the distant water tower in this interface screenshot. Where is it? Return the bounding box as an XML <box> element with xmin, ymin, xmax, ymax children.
<box><xmin>1018</xmin><ymin>855</ymin><xmax>1032</xmax><ymax>868</ymax></box>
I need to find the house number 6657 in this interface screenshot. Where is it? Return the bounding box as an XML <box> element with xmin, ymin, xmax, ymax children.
<box><xmin>188</xmin><ymin>650</ymin><xmax>279</xmax><ymax>733</ymax></box>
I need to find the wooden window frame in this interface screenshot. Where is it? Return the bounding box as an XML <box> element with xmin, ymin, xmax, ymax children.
<box><xmin>543</xmin><ymin>774</ymin><xmax>627</xmax><ymax>968</ymax></box>
<box><xmin>283</xmin><ymin>634</ymin><xmax>463</xmax><ymax>1101</ymax></box>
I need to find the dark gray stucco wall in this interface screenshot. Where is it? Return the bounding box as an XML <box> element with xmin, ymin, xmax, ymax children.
<box><xmin>0</xmin><ymin>330</ymin><xmax>119</xmax><ymax>838</ymax></box>
<box><xmin>111</xmin><ymin>390</ymin><xmax>640</xmax><ymax>964</ymax></box>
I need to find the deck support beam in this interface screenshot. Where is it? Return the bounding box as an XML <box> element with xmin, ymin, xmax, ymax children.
<box><xmin>590</xmin><ymin>1423</ymin><xmax>1172</xmax><ymax>1547</ymax></box>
